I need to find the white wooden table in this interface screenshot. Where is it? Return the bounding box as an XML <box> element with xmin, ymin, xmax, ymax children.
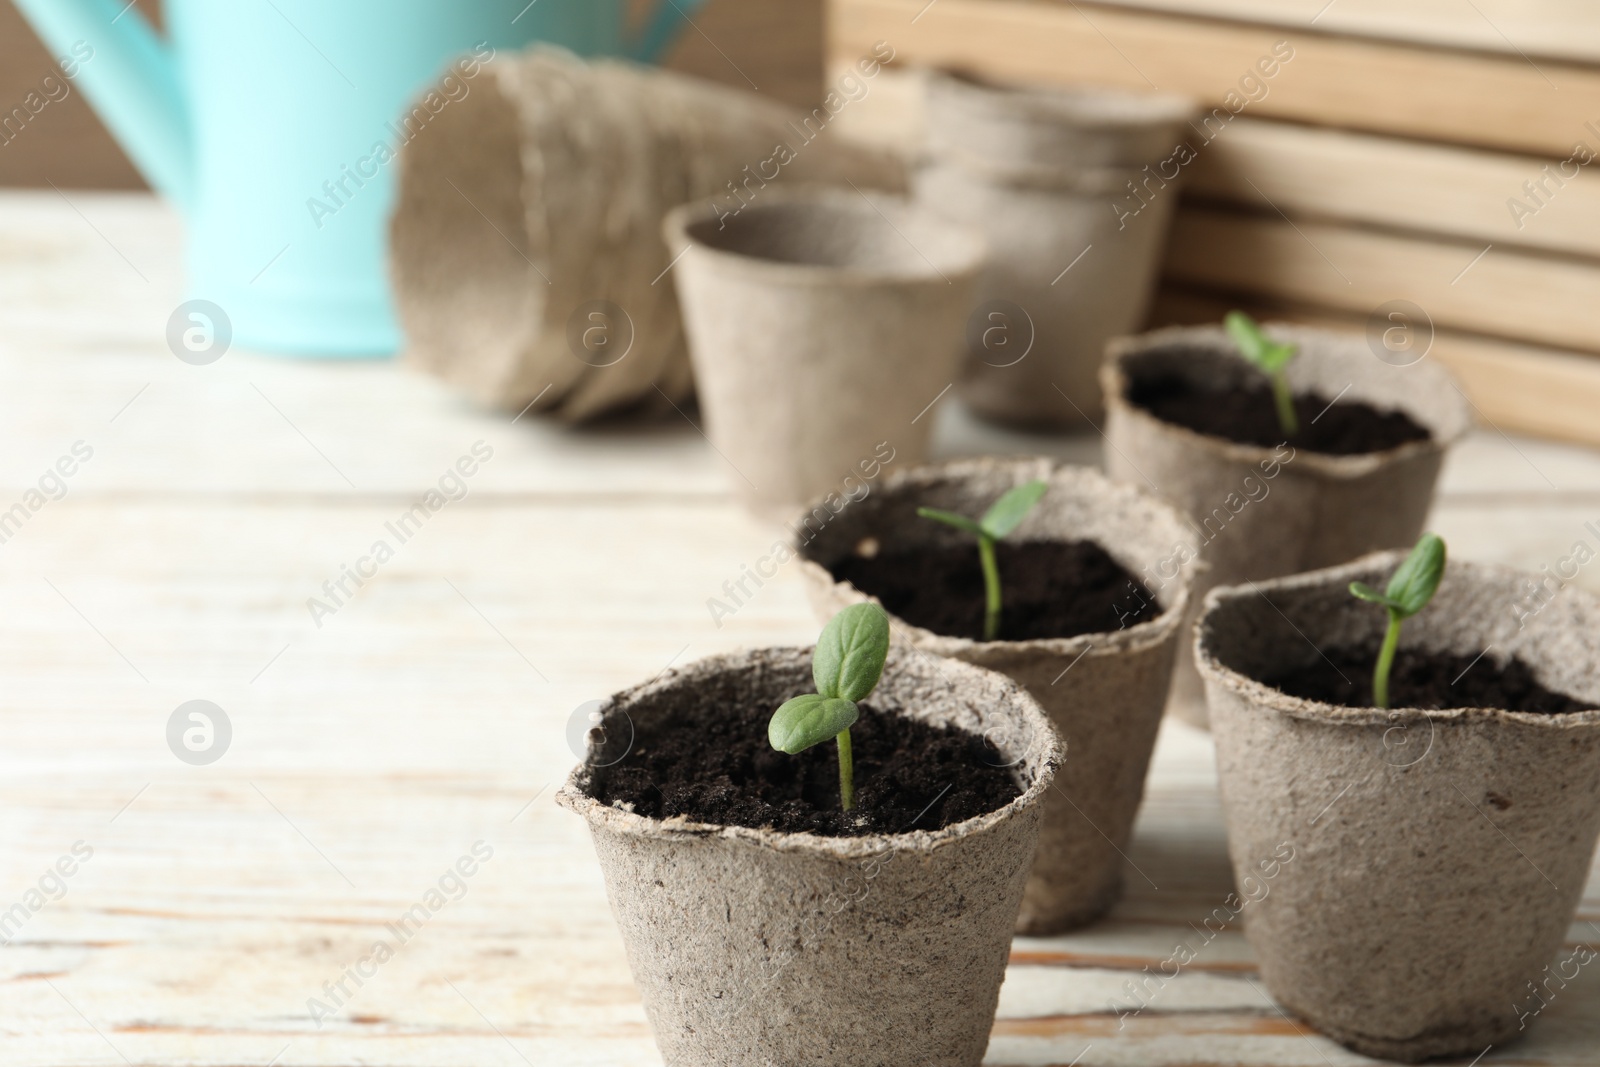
<box><xmin>2</xmin><ymin>192</ymin><xmax>1596</xmax><ymax>1065</ymax></box>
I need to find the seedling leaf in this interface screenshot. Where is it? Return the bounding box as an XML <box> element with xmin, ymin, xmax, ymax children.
<box><xmin>1347</xmin><ymin>581</ymin><xmax>1393</xmax><ymax>609</ymax></box>
<box><xmin>813</xmin><ymin>602</ymin><xmax>891</xmax><ymax>702</ymax></box>
<box><xmin>980</xmin><ymin>480</ymin><xmax>1049</xmax><ymax>539</ymax></box>
<box><xmin>916</xmin><ymin>507</ymin><xmax>986</xmax><ymax>537</ymax></box>
<box><xmin>768</xmin><ymin>694</ymin><xmax>859</xmax><ymax>754</ymax></box>
<box><xmin>1225</xmin><ymin>311</ymin><xmax>1297</xmax><ymax>375</ymax></box>
<box><xmin>1383</xmin><ymin>533</ymin><xmax>1446</xmax><ymax>618</ymax></box>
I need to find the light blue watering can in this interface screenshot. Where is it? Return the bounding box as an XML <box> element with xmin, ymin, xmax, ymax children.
<box><xmin>12</xmin><ymin>0</ymin><xmax>704</xmax><ymax>356</ymax></box>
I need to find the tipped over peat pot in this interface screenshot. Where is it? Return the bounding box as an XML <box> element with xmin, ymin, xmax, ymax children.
<box><xmin>916</xmin><ymin>71</ymin><xmax>1195</xmax><ymax>429</ymax></box>
<box><xmin>1196</xmin><ymin>553</ymin><xmax>1600</xmax><ymax>1062</ymax></box>
<box><xmin>558</xmin><ymin>646</ymin><xmax>1061</xmax><ymax>1067</ymax></box>
<box><xmin>797</xmin><ymin>457</ymin><xmax>1199</xmax><ymax>932</ymax></box>
<box><xmin>663</xmin><ymin>188</ymin><xmax>984</xmax><ymax>519</ymax></box>
<box><xmin>1103</xmin><ymin>323</ymin><xmax>1473</xmax><ymax>728</ymax></box>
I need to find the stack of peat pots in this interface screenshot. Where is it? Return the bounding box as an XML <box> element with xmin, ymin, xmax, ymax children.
<box><xmin>915</xmin><ymin>71</ymin><xmax>1195</xmax><ymax>428</ymax></box>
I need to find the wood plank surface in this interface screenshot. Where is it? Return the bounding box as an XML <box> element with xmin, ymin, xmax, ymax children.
<box><xmin>830</xmin><ymin>0</ymin><xmax>1599</xmax><ymax>158</ymax></box>
<box><xmin>1081</xmin><ymin>0</ymin><xmax>1600</xmax><ymax>66</ymax></box>
<box><xmin>826</xmin><ymin>66</ymin><xmax>1600</xmax><ymax>259</ymax></box>
<box><xmin>3</xmin><ymin>192</ymin><xmax>1599</xmax><ymax>1065</ymax></box>
<box><xmin>1186</xmin><ymin>118</ymin><xmax>1600</xmax><ymax>258</ymax></box>
<box><xmin>1163</xmin><ymin>207</ymin><xmax>1600</xmax><ymax>354</ymax></box>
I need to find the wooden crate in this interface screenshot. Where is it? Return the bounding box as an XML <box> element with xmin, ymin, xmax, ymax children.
<box><xmin>826</xmin><ymin>0</ymin><xmax>1600</xmax><ymax>446</ymax></box>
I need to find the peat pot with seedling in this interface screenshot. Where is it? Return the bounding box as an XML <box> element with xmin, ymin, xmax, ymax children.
<box><xmin>1196</xmin><ymin>536</ymin><xmax>1600</xmax><ymax>1062</ymax></box>
<box><xmin>1102</xmin><ymin>313</ymin><xmax>1473</xmax><ymax>728</ymax></box>
<box><xmin>558</xmin><ymin>604</ymin><xmax>1061</xmax><ymax>1067</ymax></box>
<box><xmin>798</xmin><ymin>457</ymin><xmax>1199</xmax><ymax>933</ymax></box>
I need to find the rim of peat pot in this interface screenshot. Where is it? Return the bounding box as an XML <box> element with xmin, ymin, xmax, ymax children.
<box><xmin>794</xmin><ymin>456</ymin><xmax>1194</xmax><ymax>663</ymax></box>
<box><xmin>927</xmin><ymin>68</ymin><xmax>1197</xmax><ymax>132</ymax></box>
<box><xmin>557</xmin><ymin>644</ymin><xmax>1062</xmax><ymax>856</ymax></box>
<box><xmin>923</xmin><ymin>68</ymin><xmax>1196</xmax><ymax>176</ymax></box>
<box><xmin>1195</xmin><ymin>550</ymin><xmax>1600</xmax><ymax>1061</ymax></box>
<box><xmin>1195</xmin><ymin>551</ymin><xmax>1600</xmax><ymax>729</ymax></box>
<box><xmin>1102</xmin><ymin>322</ymin><xmax>1473</xmax><ymax>476</ymax></box>
<box><xmin>661</xmin><ymin>186</ymin><xmax>987</xmax><ymax>291</ymax></box>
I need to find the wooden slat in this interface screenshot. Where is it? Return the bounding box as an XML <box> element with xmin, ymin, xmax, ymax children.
<box><xmin>1188</xmin><ymin>118</ymin><xmax>1600</xmax><ymax>259</ymax></box>
<box><xmin>823</xmin><ymin>66</ymin><xmax>1600</xmax><ymax>259</ymax></box>
<box><xmin>1152</xmin><ymin>285</ymin><xmax>1600</xmax><ymax>449</ymax></box>
<box><xmin>1162</xmin><ymin>207</ymin><xmax>1600</xmax><ymax>355</ymax></box>
<box><xmin>1084</xmin><ymin>0</ymin><xmax>1600</xmax><ymax>66</ymax></box>
<box><xmin>829</xmin><ymin>0</ymin><xmax>1599</xmax><ymax>158</ymax></box>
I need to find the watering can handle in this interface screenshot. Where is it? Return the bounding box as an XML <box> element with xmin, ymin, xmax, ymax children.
<box><xmin>631</xmin><ymin>0</ymin><xmax>710</xmax><ymax>64</ymax></box>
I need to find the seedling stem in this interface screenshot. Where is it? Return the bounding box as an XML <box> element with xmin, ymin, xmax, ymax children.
<box><xmin>1372</xmin><ymin>608</ymin><xmax>1403</xmax><ymax>711</ymax></box>
<box><xmin>768</xmin><ymin>603</ymin><xmax>891</xmax><ymax>811</ymax></box>
<box><xmin>978</xmin><ymin>537</ymin><xmax>1001</xmax><ymax>641</ymax></box>
<box><xmin>835</xmin><ymin>729</ymin><xmax>854</xmax><ymax>811</ymax></box>
<box><xmin>917</xmin><ymin>479</ymin><xmax>1048</xmax><ymax>641</ymax></box>
<box><xmin>1225</xmin><ymin>311</ymin><xmax>1300</xmax><ymax>438</ymax></box>
<box><xmin>1348</xmin><ymin>533</ymin><xmax>1447</xmax><ymax>709</ymax></box>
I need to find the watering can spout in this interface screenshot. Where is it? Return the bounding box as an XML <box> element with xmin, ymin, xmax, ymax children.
<box><xmin>11</xmin><ymin>0</ymin><xmax>192</xmax><ymax>209</ymax></box>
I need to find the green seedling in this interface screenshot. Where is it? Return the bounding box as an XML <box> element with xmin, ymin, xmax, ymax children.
<box><xmin>768</xmin><ymin>602</ymin><xmax>891</xmax><ymax>811</ymax></box>
<box><xmin>1225</xmin><ymin>310</ymin><xmax>1300</xmax><ymax>438</ymax></box>
<box><xmin>917</xmin><ymin>480</ymin><xmax>1048</xmax><ymax>642</ymax></box>
<box><xmin>1349</xmin><ymin>533</ymin><xmax>1447</xmax><ymax>709</ymax></box>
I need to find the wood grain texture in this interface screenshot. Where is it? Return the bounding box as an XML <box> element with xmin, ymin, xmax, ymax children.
<box><xmin>1162</xmin><ymin>207</ymin><xmax>1600</xmax><ymax>354</ymax></box>
<box><xmin>1080</xmin><ymin>0</ymin><xmax>1600</xmax><ymax>65</ymax></box>
<box><xmin>827</xmin><ymin>66</ymin><xmax>1600</xmax><ymax>259</ymax></box>
<box><xmin>1186</xmin><ymin>118</ymin><xmax>1600</xmax><ymax>258</ymax></box>
<box><xmin>2</xmin><ymin>193</ymin><xmax>1598</xmax><ymax>1065</ymax></box>
<box><xmin>830</xmin><ymin>0</ymin><xmax>1599</xmax><ymax>158</ymax></box>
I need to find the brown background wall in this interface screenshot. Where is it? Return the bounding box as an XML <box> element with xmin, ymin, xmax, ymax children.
<box><xmin>0</xmin><ymin>0</ymin><xmax>824</xmax><ymax>189</ymax></box>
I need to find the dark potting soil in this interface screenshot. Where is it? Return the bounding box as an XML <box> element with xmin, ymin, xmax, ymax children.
<box><xmin>589</xmin><ymin>700</ymin><xmax>1023</xmax><ymax>836</ymax></box>
<box><xmin>1126</xmin><ymin>376</ymin><xmax>1431</xmax><ymax>455</ymax></box>
<box><xmin>827</xmin><ymin>539</ymin><xmax>1159</xmax><ymax>641</ymax></box>
<box><xmin>1263</xmin><ymin>643</ymin><xmax>1594</xmax><ymax>714</ymax></box>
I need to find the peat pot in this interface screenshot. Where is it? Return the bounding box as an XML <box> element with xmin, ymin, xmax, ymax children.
<box><xmin>798</xmin><ymin>457</ymin><xmax>1198</xmax><ymax>932</ymax></box>
<box><xmin>1104</xmin><ymin>322</ymin><xmax>1472</xmax><ymax>727</ymax></box>
<box><xmin>559</xmin><ymin>645</ymin><xmax>1061</xmax><ymax>1067</ymax></box>
<box><xmin>664</xmin><ymin>188</ymin><xmax>984</xmax><ymax>519</ymax></box>
<box><xmin>1197</xmin><ymin>553</ymin><xmax>1600</xmax><ymax>1061</ymax></box>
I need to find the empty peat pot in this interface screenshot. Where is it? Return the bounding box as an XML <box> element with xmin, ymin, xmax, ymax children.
<box><xmin>918</xmin><ymin>71</ymin><xmax>1195</xmax><ymax>428</ymax></box>
<box><xmin>663</xmin><ymin>188</ymin><xmax>985</xmax><ymax>518</ymax></box>
<box><xmin>1103</xmin><ymin>323</ymin><xmax>1473</xmax><ymax>727</ymax></box>
<box><xmin>558</xmin><ymin>646</ymin><xmax>1061</xmax><ymax>1067</ymax></box>
<box><xmin>797</xmin><ymin>457</ymin><xmax>1199</xmax><ymax>932</ymax></box>
<box><xmin>1196</xmin><ymin>553</ymin><xmax>1600</xmax><ymax>1062</ymax></box>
